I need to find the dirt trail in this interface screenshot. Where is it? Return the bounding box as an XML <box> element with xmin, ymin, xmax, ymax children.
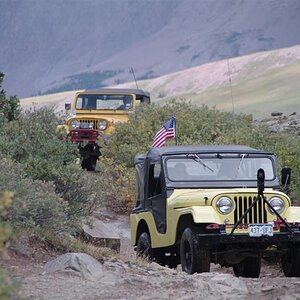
<box><xmin>2</xmin><ymin>215</ymin><xmax>300</xmax><ymax>300</ymax></box>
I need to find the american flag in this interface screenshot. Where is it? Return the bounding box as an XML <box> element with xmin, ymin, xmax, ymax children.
<box><xmin>151</xmin><ymin>117</ymin><xmax>176</xmax><ymax>148</ymax></box>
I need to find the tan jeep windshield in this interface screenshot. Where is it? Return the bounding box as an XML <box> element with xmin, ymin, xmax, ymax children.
<box><xmin>166</xmin><ymin>155</ymin><xmax>275</xmax><ymax>181</ymax></box>
<box><xmin>75</xmin><ymin>94</ymin><xmax>133</xmax><ymax>110</ymax></box>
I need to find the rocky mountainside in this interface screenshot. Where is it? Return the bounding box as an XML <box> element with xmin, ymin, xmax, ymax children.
<box><xmin>1</xmin><ymin>0</ymin><xmax>300</xmax><ymax>97</ymax></box>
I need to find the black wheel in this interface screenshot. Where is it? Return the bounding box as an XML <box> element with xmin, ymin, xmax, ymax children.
<box><xmin>281</xmin><ymin>246</ymin><xmax>300</xmax><ymax>277</ymax></box>
<box><xmin>233</xmin><ymin>257</ymin><xmax>261</xmax><ymax>278</ymax></box>
<box><xmin>79</xmin><ymin>143</ymin><xmax>101</xmax><ymax>171</ymax></box>
<box><xmin>81</xmin><ymin>157</ymin><xmax>97</xmax><ymax>171</ymax></box>
<box><xmin>136</xmin><ymin>232</ymin><xmax>153</xmax><ymax>260</ymax></box>
<box><xmin>180</xmin><ymin>228</ymin><xmax>210</xmax><ymax>274</ymax></box>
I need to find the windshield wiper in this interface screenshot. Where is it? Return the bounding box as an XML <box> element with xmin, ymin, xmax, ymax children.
<box><xmin>235</xmin><ymin>153</ymin><xmax>248</xmax><ymax>176</ymax></box>
<box><xmin>187</xmin><ymin>153</ymin><xmax>215</xmax><ymax>173</ymax></box>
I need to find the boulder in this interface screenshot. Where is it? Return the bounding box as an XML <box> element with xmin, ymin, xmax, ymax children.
<box><xmin>82</xmin><ymin>218</ymin><xmax>121</xmax><ymax>252</ymax></box>
<box><xmin>42</xmin><ymin>253</ymin><xmax>103</xmax><ymax>281</ymax></box>
<box><xmin>271</xmin><ymin>112</ymin><xmax>283</xmax><ymax>117</ymax></box>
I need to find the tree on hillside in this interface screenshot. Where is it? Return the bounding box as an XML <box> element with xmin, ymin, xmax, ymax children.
<box><xmin>0</xmin><ymin>72</ymin><xmax>21</xmax><ymax>122</ymax></box>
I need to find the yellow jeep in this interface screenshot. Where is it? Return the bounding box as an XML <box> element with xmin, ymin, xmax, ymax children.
<box><xmin>57</xmin><ymin>88</ymin><xmax>150</xmax><ymax>170</ymax></box>
<box><xmin>130</xmin><ymin>144</ymin><xmax>300</xmax><ymax>277</ymax></box>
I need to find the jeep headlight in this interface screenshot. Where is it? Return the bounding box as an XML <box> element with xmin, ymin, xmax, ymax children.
<box><xmin>268</xmin><ymin>197</ymin><xmax>284</xmax><ymax>214</ymax></box>
<box><xmin>71</xmin><ymin>120</ymin><xmax>79</xmax><ymax>129</ymax></box>
<box><xmin>98</xmin><ymin>120</ymin><xmax>107</xmax><ymax>130</ymax></box>
<box><xmin>216</xmin><ymin>196</ymin><xmax>234</xmax><ymax>214</ymax></box>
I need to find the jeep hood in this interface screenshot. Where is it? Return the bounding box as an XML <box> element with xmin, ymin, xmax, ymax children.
<box><xmin>168</xmin><ymin>188</ymin><xmax>289</xmax><ymax>209</ymax></box>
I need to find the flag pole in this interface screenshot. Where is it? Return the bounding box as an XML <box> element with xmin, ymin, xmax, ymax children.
<box><xmin>173</xmin><ymin>112</ymin><xmax>177</xmax><ymax>145</ymax></box>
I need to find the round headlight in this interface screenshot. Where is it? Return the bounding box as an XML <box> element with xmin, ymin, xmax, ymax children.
<box><xmin>71</xmin><ymin>120</ymin><xmax>79</xmax><ymax>129</ymax></box>
<box><xmin>269</xmin><ymin>197</ymin><xmax>284</xmax><ymax>214</ymax></box>
<box><xmin>98</xmin><ymin>120</ymin><xmax>107</xmax><ymax>130</ymax></box>
<box><xmin>216</xmin><ymin>196</ymin><xmax>234</xmax><ymax>214</ymax></box>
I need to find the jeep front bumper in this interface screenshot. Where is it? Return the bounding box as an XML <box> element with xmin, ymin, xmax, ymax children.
<box><xmin>69</xmin><ymin>129</ymin><xmax>102</xmax><ymax>143</ymax></box>
<box><xmin>198</xmin><ymin>231</ymin><xmax>300</xmax><ymax>246</ymax></box>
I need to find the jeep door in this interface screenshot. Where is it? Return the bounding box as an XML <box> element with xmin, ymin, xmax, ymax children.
<box><xmin>146</xmin><ymin>161</ymin><xmax>167</xmax><ymax>234</ymax></box>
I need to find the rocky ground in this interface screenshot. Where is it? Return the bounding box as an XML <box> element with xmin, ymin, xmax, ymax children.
<box><xmin>256</xmin><ymin>111</ymin><xmax>300</xmax><ymax>136</ymax></box>
<box><xmin>1</xmin><ymin>214</ymin><xmax>300</xmax><ymax>300</ymax></box>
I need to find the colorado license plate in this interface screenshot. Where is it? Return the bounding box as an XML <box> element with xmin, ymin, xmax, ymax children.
<box><xmin>248</xmin><ymin>224</ymin><xmax>273</xmax><ymax>237</ymax></box>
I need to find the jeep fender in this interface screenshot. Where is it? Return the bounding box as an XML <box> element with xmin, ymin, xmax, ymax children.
<box><xmin>56</xmin><ymin>124</ymin><xmax>69</xmax><ymax>138</ymax></box>
<box><xmin>175</xmin><ymin>206</ymin><xmax>224</xmax><ymax>224</ymax></box>
<box><xmin>284</xmin><ymin>207</ymin><xmax>300</xmax><ymax>223</ymax></box>
<box><xmin>130</xmin><ymin>212</ymin><xmax>158</xmax><ymax>246</ymax></box>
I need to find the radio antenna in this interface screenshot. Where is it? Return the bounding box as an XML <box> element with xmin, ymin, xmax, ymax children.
<box><xmin>130</xmin><ymin>67</ymin><xmax>139</xmax><ymax>89</ymax></box>
<box><xmin>227</xmin><ymin>59</ymin><xmax>235</xmax><ymax>115</ymax></box>
<box><xmin>226</xmin><ymin>59</ymin><xmax>237</xmax><ymax>141</ymax></box>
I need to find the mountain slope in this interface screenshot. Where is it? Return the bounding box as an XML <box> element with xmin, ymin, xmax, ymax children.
<box><xmin>21</xmin><ymin>45</ymin><xmax>300</xmax><ymax>118</ymax></box>
<box><xmin>1</xmin><ymin>0</ymin><xmax>300</xmax><ymax>97</ymax></box>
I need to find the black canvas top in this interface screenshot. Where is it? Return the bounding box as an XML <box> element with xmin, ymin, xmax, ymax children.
<box><xmin>79</xmin><ymin>88</ymin><xmax>150</xmax><ymax>98</ymax></box>
<box><xmin>135</xmin><ymin>144</ymin><xmax>274</xmax><ymax>164</ymax></box>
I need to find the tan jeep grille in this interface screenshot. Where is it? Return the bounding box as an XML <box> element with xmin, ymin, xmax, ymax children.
<box><xmin>233</xmin><ymin>196</ymin><xmax>267</xmax><ymax>224</ymax></box>
<box><xmin>78</xmin><ymin>119</ymin><xmax>99</xmax><ymax>129</ymax></box>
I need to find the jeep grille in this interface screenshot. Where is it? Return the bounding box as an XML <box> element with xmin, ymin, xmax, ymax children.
<box><xmin>78</xmin><ymin>119</ymin><xmax>98</xmax><ymax>130</ymax></box>
<box><xmin>233</xmin><ymin>196</ymin><xmax>267</xmax><ymax>224</ymax></box>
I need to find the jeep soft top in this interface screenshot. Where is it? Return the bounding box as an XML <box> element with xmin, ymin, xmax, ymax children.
<box><xmin>134</xmin><ymin>144</ymin><xmax>278</xmax><ymax>189</ymax></box>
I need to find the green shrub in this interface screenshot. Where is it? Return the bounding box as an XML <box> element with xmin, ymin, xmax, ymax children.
<box><xmin>0</xmin><ymin>108</ymin><xmax>78</xmax><ymax>181</ymax></box>
<box><xmin>103</xmin><ymin>101</ymin><xmax>253</xmax><ymax>167</ymax></box>
<box><xmin>0</xmin><ymin>158</ymin><xmax>73</xmax><ymax>233</ymax></box>
<box><xmin>0</xmin><ymin>191</ymin><xmax>13</xmax><ymax>251</ymax></box>
<box><xmin>98</xmin><ymin>157</ymin><xmax>136</xmax><ymax>214</ymax></box>
<box><xmin>0</xmin><ymin>190</ymin><xmax>21</xmax><ymax>300</ymax></box>
<box><xmin>0</xmin><ymin>72</ymin><xmax>21</xmax><ymax>122</ymax></box>
<box><xmin>0</xmin><ymin>108</ymin><xmax>106</xmax><ymax>220</ymax></box>
<box><xmin>0</xmin><ymin>268</ymin><xmax>20</xmax><ymax>300</ymax></box>
<box><xmin>55</xmin><ymin>163</ymin><xmax>106</xmax><ymax>217</ymax></box>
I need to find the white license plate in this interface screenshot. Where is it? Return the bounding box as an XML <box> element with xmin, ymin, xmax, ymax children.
<box><xmin>248</xmin><ymin>224</ymin><xmax>273</xmax><ymax>237</ymax></box>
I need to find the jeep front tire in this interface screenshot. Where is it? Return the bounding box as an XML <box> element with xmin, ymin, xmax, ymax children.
<box><xmin>136</xmin><ymin>232</ymin><xmax>153</xmax><ymax>260</ymax></box>
<box><xmin>180</xmin><ymin>227</ymin><xmax>210</xmax><ymax>274</ymax></box>
<box><xmin>281</xmin><ymin>245</ymin><xmax>300</xmax><ymax>277</ymax></box>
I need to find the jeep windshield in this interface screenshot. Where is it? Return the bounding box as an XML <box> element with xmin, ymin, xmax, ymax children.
<box><xmin>75</xmin><ymin>93</ymin><xmax>133</xmax><ymax>110</ymax></box>
<box><xmin>166</xmin><ymin>154</ymin><xmax>275</xmax><ymax>182</ymax></box>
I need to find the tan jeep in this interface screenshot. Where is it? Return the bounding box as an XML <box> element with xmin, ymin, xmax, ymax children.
<box><xmin>130</xmin><ymin>144</ymin><xmax>300</xmax><ymax>277</ymax></box>
<box><xmin>57</xmin><ymin>88</ymin><xmax>150</xmax><ymax>170</ymax></box>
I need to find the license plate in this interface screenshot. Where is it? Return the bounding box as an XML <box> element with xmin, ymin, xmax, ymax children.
<box><xmin>248</xmin><ymin>224</ymin><xmax>273</xmax><ymax>237</ymax></box>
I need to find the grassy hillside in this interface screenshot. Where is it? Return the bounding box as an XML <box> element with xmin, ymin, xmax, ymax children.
<box><xmin>119</xmin><ymin>45</ymin><xmax>300</xmax><ymax>118</ymax></box>
<box><xmin>182</xmin><ymin>59</ymin><xmax>300</xmax><ymax>117</ymax></box>
<box><xmin>20</xmin><ymin>45</ymin><xmax>300</xmax><ymax>118</ymax></box>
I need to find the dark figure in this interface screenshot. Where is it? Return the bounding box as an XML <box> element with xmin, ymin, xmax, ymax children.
<box><xmin>117</xmin><ymin>95</ymin><xmax>132</xmax><ymax>110</ymax></box>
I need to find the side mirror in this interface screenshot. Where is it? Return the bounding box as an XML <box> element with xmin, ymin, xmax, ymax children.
<box><xmin>281</xmin><ymin>167</ymin><xmax>291</xmax><ymax>186</ymax></box>
<box><xmin>257</xmin><ymin>168</ymin><xmax>265</xmax><ymax>195</ymax></box>
<box><xmin>65</xmin><ymin>103</ymin><xmax>71</xmax><ymax>111</ymax></box>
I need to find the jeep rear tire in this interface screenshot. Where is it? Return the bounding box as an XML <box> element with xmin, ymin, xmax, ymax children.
<box><xmin>180</xmin><ymin>228</ymin><xmax>210</xmax><ymax>274</ymax></box>
<box><xmin>136</xmin><ymin>232</ymin><xmax>153</xmax><ymax>260</ymax></box>
<box><xmin>233</xmin><ymin>257</ymin><xmax>261</xmax><ymax>278</ymax></box>
<box><xmin>281</xmin><ymin>245</ymin><xmax>300</xmax><ymax>277</ymax></box>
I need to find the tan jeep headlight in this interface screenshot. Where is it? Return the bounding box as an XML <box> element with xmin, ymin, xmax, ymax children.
<box><xmin>71</xmin><ymin>120</ymin><xmax>79</xmax><ymax>129</ymax></box>
<box><xmin>268</xmin><ymin>197</ymin><xmax>284</xmax><ymax>214</ymax></box>
<box><xmin>99</xmin><ymin>120</ymin><xmax>107</xmax><ymax>130</ymax></box>
<box><xmin>216</xmin><ymin>196</ymin><xmax>234</xmax><ymax>214</ymax></box>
